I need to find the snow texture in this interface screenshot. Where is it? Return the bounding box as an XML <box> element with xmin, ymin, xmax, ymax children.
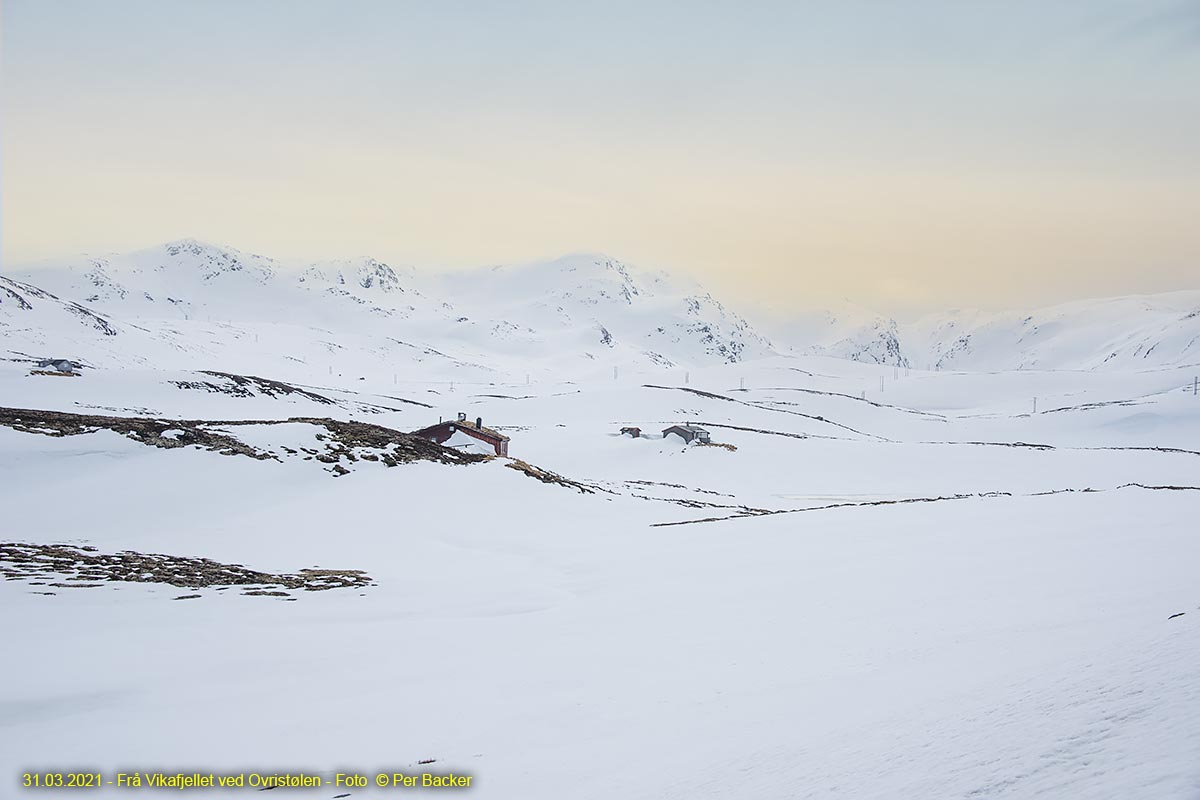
<box><xmin>2</xmin><ymin>240</ymin><xmax>1199</xmax><ymax>798</ymax></box>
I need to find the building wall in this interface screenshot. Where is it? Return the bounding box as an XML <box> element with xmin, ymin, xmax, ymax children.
<box><xmin>416</xmin><ymin>422</ymin><xmax>505</xmax><ymax>456</ymax></box>
<box><xmin>664</xmin><ymin>427</ymin><xmax>710</xmax><ymax>443</ymax></box>
<box><xmin>663</xmin><ymin>427</ymin><xmax>694</xmax><ymax>443</ymax></box>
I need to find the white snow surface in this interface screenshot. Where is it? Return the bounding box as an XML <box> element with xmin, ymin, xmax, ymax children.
<box><xmin>441</xmin><ymin>428</ymin><xmax>497</xmax><ymax>454</ymax></box>
<box><xmin>778</xmin><ymin>292</ymin><xmax>1200</xmax><ymax>371</ymax></box>
<box><xmin>1</xmin><ymin>241</ymin><xmax>1199</xmax><ymax>798</ymax></box>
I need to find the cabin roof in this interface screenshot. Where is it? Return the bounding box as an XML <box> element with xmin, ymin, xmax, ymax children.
<box><xmin>413</xmin><ymin>419</ymin><xmax>510</xmax><ymax>442</ymax></box>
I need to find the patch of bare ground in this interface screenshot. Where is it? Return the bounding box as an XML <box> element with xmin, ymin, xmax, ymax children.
<box><xmin>174</xmin><ymin>371</ymin><xmax>338</xmax><ymax>404</ymax></box>
<box><xmin>0</xmin><ymin>407</ymin><xmax>486</xmax><ymax>470</ymax></box>
<box><xmin>653</xmin><ymin>492</ymin><xmax>999</xmax><ymax>527</ymax></box>
<box><xmin>695</xmin><ymin>441</ymin><xmax>737</xmax><ymax>452</ymax></box>
<box><xmin>643</xmin><ymin>384</ymin><xmax>890</xmax><ymax>440</ymax></box>
<box><xmin>629</xmin><ymin>494</ymin><xmax>772</xmax><ymax>514</ymax></box>
<box><xmin>755</xmin><ymin>385</ymin><xmax>948</xmax><ymax>419</ymax></box>
<box><xmin>1</xmin><ymin>542</ymin><xmax>372</xmax><ymax>597</ymax></box>
<box><xmin>504</xmin><ymin>458</ymin><xmax>611</xmax><ymax>494</ymax></box>
<box><xmin>692</xmin><ymin>421</ymin><xmax>838</xmax><ymax>441</ymax></box>
<box><xmin>377</xmin><ymin>393</ymin><xmax>434</xmax><ymax>409</ymax></box>
<box><xmin>0</xmin><ymin>406</ymin><xmax>275</xmax><ymax>460</ymax></box>
<box><xmin>174</xmin><ymin>371</ymin><xmax>433</xmax><ymax>414</ymax></box>
<box><xmin>651</xmin><ymin>484</ymin><xmax>1200</xmax><ymax>527</ymax></box>
<box><xmin>625</xmin><ymin>480</ymin><xmax>735</xmax><ymax>497</ymax></box>
<box><xmin>922</xmin><ymin>440</ymin><xmax>1200</xmax><ymax>457</ymax></box>
<box><xmin>291</xmin><ymin>416</ymin><xmax>486</xmax><ymax>469</ymax></box>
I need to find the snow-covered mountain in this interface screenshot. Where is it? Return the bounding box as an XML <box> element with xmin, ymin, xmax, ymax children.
<box><xmin>424</xmin><ymin>253</ymin><xmax>772</xmax><ymax>365</ymax></box>
<box><xmin>3</xmin><ymin>241</ymin><xmax>773</xmax><ymax>377</ymax></box>
<box><xmin>6</xmin><ymin>239</ymin><xmax>1198</xmax><ymax>375</ymax></box>
<box><xmin>1</xmin><ymin>275</ymin><xmax>122</xmax><ymax>339</ymax></box>
<box><xmin>783</xmin><ymin>291</ymin><xmax>1200</xmax><ymax>371</ymax></box>
<box><xmin>299</xmin><ymin>257</ymin><xmax>412</xmax><ymax>294</ymax></box>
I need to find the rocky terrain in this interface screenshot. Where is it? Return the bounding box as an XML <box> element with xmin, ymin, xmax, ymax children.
<box><xmin>0</xmin><ymin>406</ymin><xmax>486</xmax><ymax>475</ymax></box>
<box><xmin>1</xmin><ymin>542</ymin><xmax>372</xmax><ymax>598</ymax></box>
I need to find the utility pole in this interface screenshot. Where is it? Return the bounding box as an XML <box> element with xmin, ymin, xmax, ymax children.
<box><xmin>740</xmin><ymin>377</ymin><xmax>745</xmax><ymax>390</ymax></box>
<box><xmin>1194</xmin><ymin>376</ymin><xmax>1198</xmax><ymax>396</ymax></box>
<box><xmin>1033</xmin><ymin>397</ymin><xmax>1037</xmax><ymax>414</ymax></box>
<box><xmin>880</xmin><ymin>375</ymin><xmax>884</xmax><ymax>392</ymax></box>
<box><xmin>685</xmin><ymin>371</ymin><xmax>689</xmax><ymax>385</ymax></box>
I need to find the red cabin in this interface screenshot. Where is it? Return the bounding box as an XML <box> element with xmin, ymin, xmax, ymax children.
<box><xmin>412</xmin><ymin>413</ymin><xmax>510</xmax><ymax>457</ymax></box>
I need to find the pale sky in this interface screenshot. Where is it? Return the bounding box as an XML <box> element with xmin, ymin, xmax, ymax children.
<box><xmin>3</xmin><ymin>0</ymin><xmax>1198</xmax><ymax>311</ymax></box>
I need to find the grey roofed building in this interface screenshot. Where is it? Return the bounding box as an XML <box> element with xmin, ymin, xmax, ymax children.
<box><xmin>662</xmin><ymin>424</ymin><xmax>711</xmax><ymax>444</ymax></box>
<box><xmin>36</xmin><ymin>359</ymin><xmax>82</xmax><ymax>373</ymax></box>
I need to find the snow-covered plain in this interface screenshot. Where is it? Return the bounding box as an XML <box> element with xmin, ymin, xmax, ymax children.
<box><xmin>2</xmin><ymin>242</ymin><xmax>1199</xmax><ymax>798</ymax></box>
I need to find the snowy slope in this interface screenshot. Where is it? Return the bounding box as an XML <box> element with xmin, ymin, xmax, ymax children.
<box><xmin>910</xmin><ymin>291</ymin><xmax>1200</xmax><ymax>370</ymax></box>
<box><xmin>2</xmin><ymin>274</ymin><xmax>122</xmax><ymax>341</ymax></box>
<box><xmin>5</xmin><ymin>242</ymin><xmax>1200</xmax><ymax>800</ymax></box>
<box><xmin>2</xmin><ymin>350</ymin><xmax>1199</xmax><ymax>799</ymax></box>
<box><xmin>790</xmin><ymin>291</ymin><xmax>1200</xmax><ymax>371</ymax></box>
<box><xmin>6</xmin><ymin>243</ymin><xmax>773</xmax><ymax>379</ymax></box>
<box><xmin>423</xmin><ymin>253</ymin><xmax>772</xmax><ymax>365</ymax></box>
<box><xmin>10</xmin><ymin>240</ymin><xmax>1198</xmax><ymax>373</ymax></box>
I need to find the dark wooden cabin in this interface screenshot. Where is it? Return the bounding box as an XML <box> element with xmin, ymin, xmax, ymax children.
<box><xmin>412</xmin><ymin>413</ymin><xmax>510</xmax><ymax>456</ymax></box>
<box><xmin>662</xmin><ymin>424</ymin><xmax>711</xmax><ymax>444</ymax></box>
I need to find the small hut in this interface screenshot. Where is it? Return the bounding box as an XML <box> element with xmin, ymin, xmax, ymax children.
<box><xmin>662</xmin><ymin>425</ymin><xmax>711</xmax><ymax>444</ymax></box>
<box><xmin>33</xmin><ymin>359</ymin><xmax>83</xmax><ymax>376</ymax></box>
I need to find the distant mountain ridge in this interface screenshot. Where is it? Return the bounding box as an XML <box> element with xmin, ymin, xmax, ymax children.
<box><xmin>3</xmin><ymin>240</ymin><xmax>772</xmax><ymax>374</ymax></box>
<box><xmin>4</xmin><ymin>239</ymin><xmax>1197</xmax><ymax>374</ymax></box>
<box><xmin>787</xmin><ymin>291</ymin><xmax>1200</xmax><ymax>371</ymax></box>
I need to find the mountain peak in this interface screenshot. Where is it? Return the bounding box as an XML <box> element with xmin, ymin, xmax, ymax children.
<box><xmin>158</xmin><ymin>238</ymin><xmax>248</xmax><ymax>258</ymax></box>
<box><xmin>299</xmin><ymin>256</ymin><xmax>412</xmax><ymax>294</ymax></box>
<box><xmin>131</xmin><ymin>239</ymin><xmax>278</xmax><ymax>283</ymax></box>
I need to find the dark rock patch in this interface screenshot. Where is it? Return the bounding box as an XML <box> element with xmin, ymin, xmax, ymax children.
<box><xmin>0</xmin><ymin>406</ymin><xmax>487</xmax><ymax>470</ymax></box>
<box><xmin>1</xmin><ymin>542</ymin><xmax>373</xmax><ymax>596</ymax></box>
<box><xmin>504</xmin><ymin>459</ymin><xmax>608</xmax><ymax>494</ymax></box>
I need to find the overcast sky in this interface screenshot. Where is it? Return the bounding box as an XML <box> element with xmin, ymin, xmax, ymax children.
<box><xmin>3</xmin><ymin>0</ymin><xmax>1198</xmax><ymax>312</ymax></box>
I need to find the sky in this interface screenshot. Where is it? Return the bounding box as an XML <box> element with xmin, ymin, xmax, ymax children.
<box><xmin>2</xmin><ymin>0</ymin><xmax>1198</xmax><ymax>312</ymax></box>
